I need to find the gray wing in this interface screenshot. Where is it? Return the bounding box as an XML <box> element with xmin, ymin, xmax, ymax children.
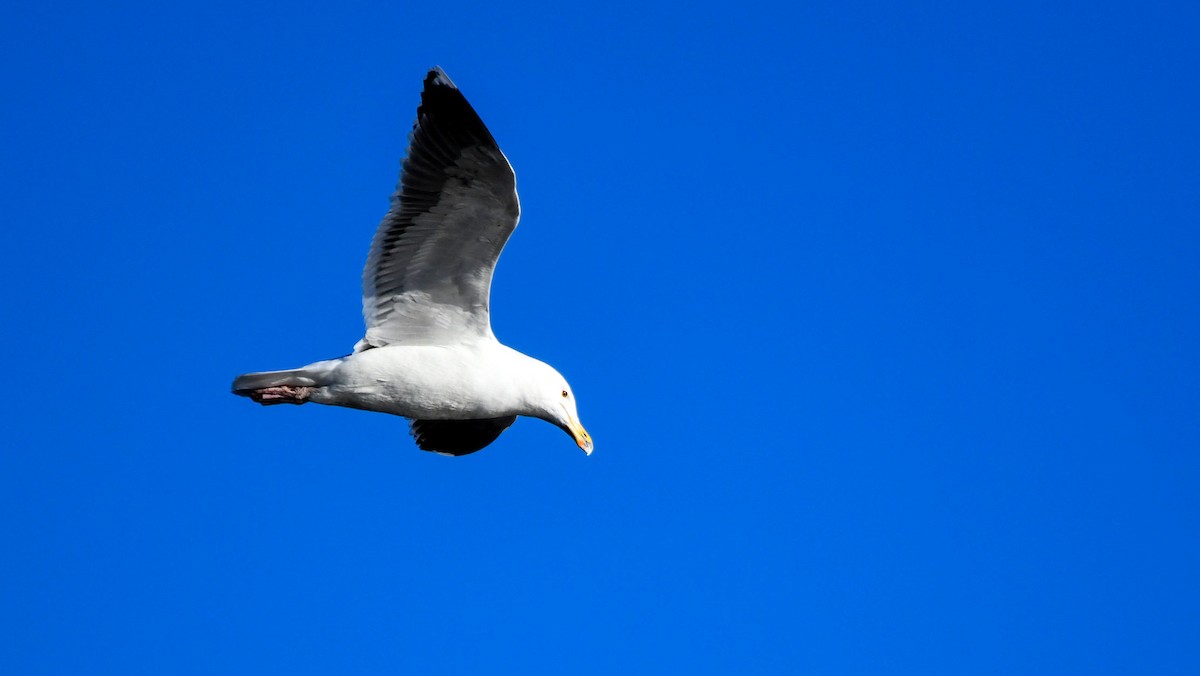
<box><xmin>358</xmin><ymin>68</ymin><xmax>520</xmax><ymax>350</ymax></box>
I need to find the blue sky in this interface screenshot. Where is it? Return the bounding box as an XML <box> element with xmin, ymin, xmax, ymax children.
<box><xmin>2</xmin><ymin>1</ymin><xmax>1198</xmax><ymax>673</ymax></box>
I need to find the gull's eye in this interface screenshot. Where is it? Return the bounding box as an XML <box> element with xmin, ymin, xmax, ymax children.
<box><xmin>561</xmin><ymin>390</ymin><xmax>569</xmax><ymax>398</ymax></box>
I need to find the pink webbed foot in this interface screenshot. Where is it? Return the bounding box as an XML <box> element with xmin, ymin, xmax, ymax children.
<box><xmin>248</xmin><ymin>385</ymin><xmax>313</xmax><ymax>405</ymax></box>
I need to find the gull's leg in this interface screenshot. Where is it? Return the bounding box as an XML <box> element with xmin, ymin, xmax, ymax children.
<box><xmin>246</xmin><ymin>385</ymin><xmax>313</xmax><ymax>405</ymax></box>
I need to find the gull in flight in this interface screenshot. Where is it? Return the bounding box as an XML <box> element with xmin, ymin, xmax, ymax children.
<box><xmin>232</xmin><ymin>68</ymin><xmax>593</xmax><ymax>457</ymax></box>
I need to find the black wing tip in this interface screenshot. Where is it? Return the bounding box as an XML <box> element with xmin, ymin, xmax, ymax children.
<box><xmin>413</xmin><ymin>67</ymin><xmax>499</xmax><ymax>150</ymax></box>
<box><xmin>426</xmin><ymin>66</ymin><xmax>457</xmax><ymax>91</ymax></box>
<box><xmin>410</xmin><ymin>417</ymin><xmax>517</xmax><ymax>456</ymax></box>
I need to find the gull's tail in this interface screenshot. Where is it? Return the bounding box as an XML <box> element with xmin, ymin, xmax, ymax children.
<box><xmin>231</xmin><ymin>360</ymin><xmax>339</xmax><ymax>406</ymax></box>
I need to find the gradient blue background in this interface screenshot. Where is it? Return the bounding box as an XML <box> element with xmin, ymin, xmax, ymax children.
<box><xmin>2</xmin><ymin>1</ymin><xmax>1198</xmax><ymax>673</ymax></box>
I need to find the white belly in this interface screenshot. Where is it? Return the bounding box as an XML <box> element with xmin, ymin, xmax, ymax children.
<box><xmin>312</xmin><ymin>343</ymin><xmax>522</xmax><ymax>419</ymax></box>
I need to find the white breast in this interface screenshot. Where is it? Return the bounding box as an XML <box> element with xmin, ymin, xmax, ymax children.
<box><xmin>313</xmin><ymin>342</ymin><xmax>524</xmax><ymax>420</ymax></box>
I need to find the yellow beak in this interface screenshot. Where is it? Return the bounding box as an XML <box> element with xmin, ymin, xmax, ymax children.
<box><xmin>568</xmin><ymin>419</ymin><xmax>593</xmax><ymax>455</ymax></box>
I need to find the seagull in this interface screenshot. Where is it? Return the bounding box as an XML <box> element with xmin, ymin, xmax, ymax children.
<box><xmin>232</xmin><ymin>68</ymin><xmax>592</xmax><ymax>457</ymax></box>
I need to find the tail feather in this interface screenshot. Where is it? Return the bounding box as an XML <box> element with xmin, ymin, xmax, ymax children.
<box><xmin>232</xmin><ymin>368</ymin><xmax>320</xmax><ymax>393</ymax></box>
<box><xmin>231</xmin><ymin>360</ymin><xmax>340</xmax><ymax>400</ymax></box>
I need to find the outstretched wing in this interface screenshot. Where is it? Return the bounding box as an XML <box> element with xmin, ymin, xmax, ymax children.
<box><xmin>410</xmin><ymin>416</ymin><xmax>518</xmax><ymax>456</ymax></box>
<box><xmin>358</xmin><ymin>67</ymin><xmax>520</xmax><ymax>350</ymax></box>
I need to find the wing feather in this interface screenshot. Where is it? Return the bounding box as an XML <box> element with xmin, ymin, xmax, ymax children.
<box><xmin>410</xmin><ymin>416</ymin><xmax>517</xmax><ymax>456</ymax></box>
<box><xmin>359</xmin><ymin>68</ymin><xmax>520</xmax><ymax>350</ymax></box>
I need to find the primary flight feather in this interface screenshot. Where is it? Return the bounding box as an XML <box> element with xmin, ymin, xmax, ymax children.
<box><xmin>232</xmin><ymin>68</ymin><xmax>592</xmax><ymax>456</ymax></box>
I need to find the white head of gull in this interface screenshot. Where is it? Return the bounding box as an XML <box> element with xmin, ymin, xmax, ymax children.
<box><xmin>232</xmin><ymin>67</ymin><xmax>592</xmax><ymax>457</ymax></box>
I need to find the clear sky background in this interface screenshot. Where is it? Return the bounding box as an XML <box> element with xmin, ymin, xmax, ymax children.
<box><xmin>2</xmin><ymin>1</ymin><xmax>1198</xmax><ymax>673</ymax></box>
